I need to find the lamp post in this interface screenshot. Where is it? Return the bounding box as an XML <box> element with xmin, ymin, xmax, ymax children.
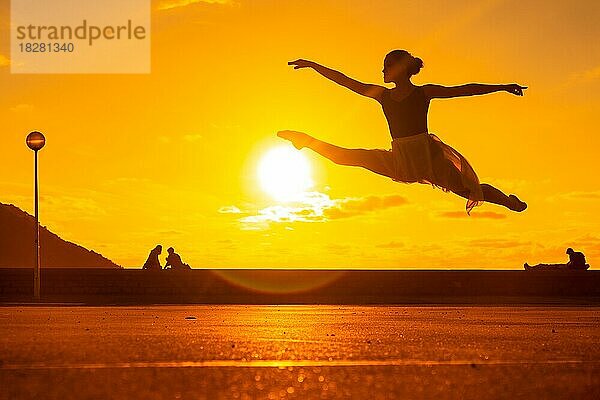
<box><xmin>26</xmin><ymin>131</ymin><xmax>45</xmax><ymax>300</ymax></box>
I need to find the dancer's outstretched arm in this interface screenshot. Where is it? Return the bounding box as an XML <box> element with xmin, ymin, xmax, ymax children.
<box><xmin>288</xmin><ymin>59</ymin><xmax>385</xmax><ymax>101</ymax></box>
<box><xmin>423</xmin><ymin>83</ymin><xmax>527</xmax><ymax>99</ymax></box>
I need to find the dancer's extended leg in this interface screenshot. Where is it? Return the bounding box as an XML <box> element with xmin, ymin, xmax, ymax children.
<box><xmin>278</xmin><ymin>130</ymin><xmax>527</xmax><ymax>212</ymax></box>
<box><xmin>428</xmin><ymin>159</ymin><xmax>527</xmax><ymax>212</ymax></box>
<box><xmin>448</xmin><ymin>181</ymin><xmax>526</xmax><ymax>212</ymax></box>
<box><xmin>480</xmin><ymin>183</ymin><xmax>527</xmax><ymax>212</ymax></box>
<box><xmin>278</xmin><ymin>130</ymin><xmax>394</xmax><ymax>179</ymax></box>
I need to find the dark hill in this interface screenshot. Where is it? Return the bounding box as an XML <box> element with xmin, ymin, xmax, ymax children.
<box><xmin>0</xmin><ymin>202</ymin><xmax>121</xmax><ymax>268</ymax></box>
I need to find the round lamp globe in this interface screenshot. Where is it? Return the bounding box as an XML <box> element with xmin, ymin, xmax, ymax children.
<box><xmin>26</xmin><ymin>131</ymin><xmax>46</xmax><ymax>151</ymax></box>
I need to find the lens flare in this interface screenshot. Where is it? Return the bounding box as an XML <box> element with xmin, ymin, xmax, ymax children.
<box><xmin>211</xmin><ymin>270</ymin><xmax>346</xmax><ymax>294</ymax></box>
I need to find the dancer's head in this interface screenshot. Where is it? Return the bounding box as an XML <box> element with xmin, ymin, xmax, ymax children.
<box><xmin>167</xmin><ymin>247</ymin><xmax>174</xmax><ymax>254</ymax></box>
<box><xmin>383</xmin><ymin>50</ymin><xmax>423</xmax><ymax>83</ymax></box>
<box><xmin>154</xmin><ymin>244</ymin><xmax>162</xmax><ymax>254</ymax></box>
<box><xmin>566</xmin><ymin>247</ymin><xmax>574</xmax><ymax>255</ymax></box>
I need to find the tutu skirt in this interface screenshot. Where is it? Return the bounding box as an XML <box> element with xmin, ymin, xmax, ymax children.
<box><xmin>389</xmin><ymin>132</ymin><xmax>484</xmax><ymax>214</ymax></box>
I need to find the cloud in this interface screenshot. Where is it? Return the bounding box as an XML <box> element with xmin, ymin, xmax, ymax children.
<box><xmin>218</xmin><ymin>205</ymin><xmax>242</xmax><ymax>214</ymax></box>
<box><xmin>546</xmin><ymin>190</ymin><xmax>600</xmax><ymax>206</ymax></box>
<box><xmin>376</xmin><ymin>241</ymin><xmax>404</xmax><ymax>249</ymax></box>
<box><xmin>573</xmin><ymin>234</ymin><xmax>600</xmax><ymax>246</ymax></box>
<box><xmin>239</xmin><ymin>204</ymin><xmax>321</xmax><ymax>225</ymax></box>
<box><xmin>157</xmin><ymin>0</ymin><xmax>232</xmax><ymax>11</ymax></box>
<box><xmin>157</xmin><ymin>133</ymin><xmax>202</xmax><ymax>144</ymax></box>
<box><xmin>235</xmin><ymin>192</ymin><xmax>409</xmax><ymax>228</ymax></box>
<box><xmin>157</xmin><ymin>230</ymin><xmax>184</xmax><ymax>235</ymax></box>
<box><xmin>557</xmin><ymin>65</ymin><xmax>600</xmax><ymax>91</ymax></box>
<box><xmin>569</xmin><ymin>65</ymin><xmax>600</xmax><ymax>84</ymax></box>
<box><xmin>437</xmin><ymin>210</ymin><xmax>507</xmax><ymax>219</ymax></box>
<box><xmin>322</xmin><ymin>195</ymin><xmax>408</xmax><ymax>220</ymax></box>
<box><xmin>183</xmin><ymin>133</ymin><xmax>203</xmax><ymax>142</ymax></box>
<box><xmin>565</xmin><ymin>234</ymin><xmax>600</xmax><ymax>256</ymax></box>
<box><xmin>557</xmin><ymin>190</ymin><xmax>600</xmax><ymax>201</ymax></box>
<box><xmin>39</xmin><ymin>193</ymin><xmax>108</xmax><ymax>220</ymax></box>
<box><xmin>324</xmin><ymin>243</ymin><xmax>354</xmax><ymax>255</ymax></box>
<box><xmin>9</xmin><ymin>104</ymin><xmax>34</xmax><ymax>114</ymax></box>
<box><xmin>468</xmin><ymin>238</ymin><xmax>531</xmax><ymax>249</ymax></box>
<box><xmin>105</xmin><ymin>177</ymin><xmax>152</xmax><ymax>185</ymax></box>
<box><xmin>0</xmin><ymin>54</ymin><xmax>9</xmax><ymax>67</ymax></box>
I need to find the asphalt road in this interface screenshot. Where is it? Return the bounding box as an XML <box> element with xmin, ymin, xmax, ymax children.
<box><xmin>1</xmin><ymin>305</ymin><xmax>599</xmax><ymax>399</ymax></box>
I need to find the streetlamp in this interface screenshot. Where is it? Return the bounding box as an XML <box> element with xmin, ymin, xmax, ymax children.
<box><xmin>26</xmin><ymin>131</ymin><xmax>45</xmax><ymax>300</ymax></box>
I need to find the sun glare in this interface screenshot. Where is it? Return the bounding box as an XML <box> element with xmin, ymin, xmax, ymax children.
<box><xmin>258</xmin><ymin>146</ymin><xmax>313</xmax><ymax>202</ymax></box>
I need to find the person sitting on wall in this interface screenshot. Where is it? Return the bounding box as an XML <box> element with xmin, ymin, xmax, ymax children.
<box><xmin>142</xmin><ymin>245</ymin><xmax>163</xmax><ymax>270</ymax></box>
<box><xmin>164</xmin><ymin>247</ymin><xmax>191</xmax><ymax>270</ymax></box>
<box><xmin>524</xmin><ymin>248</ymin><xmax>590</xmax><ymax>271</ymax></box>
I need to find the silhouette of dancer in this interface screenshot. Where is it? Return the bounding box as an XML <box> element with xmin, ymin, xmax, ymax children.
<box><xmin>525</xmin><ymin>248</ymin><xmax>590</xmax><ymax>271</ymax></box>
<box><xmin>164</xmin><ymin>247</ymin><xmax>191</xmax><ymax>270</ymax></box>
<box><xmin>142</xmin><ymin>245</ymin><xmax>162</xmax><ymax>270</ymax></box>
<box><xmin>278</xmin><ymin>50</ymin><xmax>527</xmax><ymax>214</ymax></box>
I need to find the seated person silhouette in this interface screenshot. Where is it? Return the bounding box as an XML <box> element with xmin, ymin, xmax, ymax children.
<box><xmin>524</xmin><ymin>248</ymin><xmax>590</xmax><ymax>271</ymax></box>
<box><xmin>164</xmin><ymin>247</ymin><xmax>191</xmax><ymax>270</ymax></box>
<box><xmin>142</xmin><ymin>245</ymin><xmax>162</xmax><ymax>270</ymax></box>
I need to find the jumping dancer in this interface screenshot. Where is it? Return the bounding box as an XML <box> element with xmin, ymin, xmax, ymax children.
<box><xmin>278</xmin><ymin>50</ymin><xmax>527</xmax><ymax>214</ymax></box>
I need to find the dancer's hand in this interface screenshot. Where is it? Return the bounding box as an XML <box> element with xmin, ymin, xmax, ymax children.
<box><xmin>504</xmin><ymin>83</ymin><xmax>527</xmax><ymax>96</ymax></box>
<box><xmin>288</xmin><ymin>59</ymin><xmax>316</xmax><ymax>69</ymax></box>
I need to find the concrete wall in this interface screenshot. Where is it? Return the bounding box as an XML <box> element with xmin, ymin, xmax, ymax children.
<box><xmin>1</xmin><ymin>268</ymin><xmax>599</xmax><ymax>304</ymax></box>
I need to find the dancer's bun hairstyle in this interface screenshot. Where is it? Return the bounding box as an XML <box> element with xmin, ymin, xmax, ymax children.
<box><xmin>409</xmin><ymin>56</ymin><xmax>424</xmax><ymax>76</ymax></box>
<box><xmin>385</xmin><ymin>49</ymin><xmax>424</xmax><ymax>76</ymax></box>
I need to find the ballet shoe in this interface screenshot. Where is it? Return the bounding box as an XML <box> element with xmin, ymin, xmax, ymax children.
<box><xmin>277</xmin><ymin>130</ymin><xmax>314</xmax><ymax>150</ymax></box>
<box><xmin>509</xmin><ymin>194</ymin><xmax>527</xmax><ymax>212</ymax></box>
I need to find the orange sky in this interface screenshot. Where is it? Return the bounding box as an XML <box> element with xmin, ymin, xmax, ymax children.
<box><xmin>1</xmin><ymin>0</ymin><xmax>599</xmax><ymax>269</ymax></box>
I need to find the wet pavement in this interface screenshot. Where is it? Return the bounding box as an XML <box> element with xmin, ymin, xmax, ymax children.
<box><xmin>1</xmin><ymin>305</ymin><xmax>599</xmax><ymax>399</ymax></box>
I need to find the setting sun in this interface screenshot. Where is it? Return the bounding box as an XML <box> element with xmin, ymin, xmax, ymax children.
<box><xmin>257</xmin><ymin>145</ymin><xmax>313</xmax><ymax>202</ymax></box>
